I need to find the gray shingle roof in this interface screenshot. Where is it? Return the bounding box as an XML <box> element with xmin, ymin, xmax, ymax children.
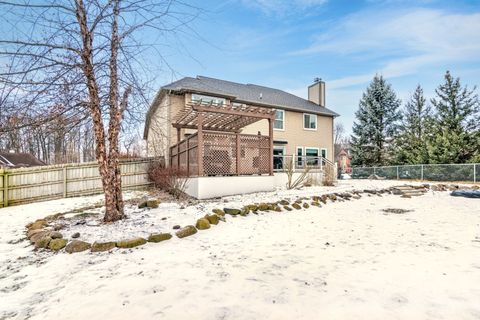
<box><xmin>162</xmin><ymin>76</ymin><xmax>339</xmax><ymax>117</ymax></box>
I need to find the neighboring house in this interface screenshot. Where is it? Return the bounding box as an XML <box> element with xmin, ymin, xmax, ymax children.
<box><xmin>144</xmin><ymin>76</ymin><xmax>339</xmax><ymax>168</ymax></box>
<box><xmin>0</xmin><ymin>152</ymin><xmax>46</xmax><ymax>169</ymax></box>
<box><xmin>336</xmin><ymin>148</ymin><xmax>352</xmax><ymax>174</ymax></box>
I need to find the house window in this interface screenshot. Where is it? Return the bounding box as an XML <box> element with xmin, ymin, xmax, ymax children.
<box><xmin>296</xmin><ymin>147</ymin><xmax>303</xmax><ymax>167</ymax></box>
<box><xmin>191</xmin><ymin>94</ymin><xmax>225</xmax><ymax>105</ymax></box>
<box><xmin>273</xmin><ymin>146</ymin><xmax>285</xmax><ymax>170</ymax></box>
<box><xmin>303</xmin><ymin>113</ymin><xmax>317</xmax><ymax>130</ymax></box>
<box><xmin>305</xmin><ymin>147</ymin><xmax>319</xmax><ymax>166</ymax></box>
<box><xmin>274</xmin><ymin>110</ymin><xmax>284</xmax><ymax>130</ymax></box>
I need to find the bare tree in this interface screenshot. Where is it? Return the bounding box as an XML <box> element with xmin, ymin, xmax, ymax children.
<box><xmin>0</xmin><ymin>0</ymin><xmax>200</xmax><ymax>222</ymax></box>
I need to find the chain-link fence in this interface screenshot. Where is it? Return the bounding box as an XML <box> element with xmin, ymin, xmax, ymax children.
<box><xmin>352</xmin><ymin>163</ymin><xmax>479</xmax><ymax>183</ymax></box>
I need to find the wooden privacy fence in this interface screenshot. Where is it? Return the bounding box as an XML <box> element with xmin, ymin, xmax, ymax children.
<box><xmin>0</xmin><ymin>158</ymin><xmax>158</xmax><ymax>207</ymax></box>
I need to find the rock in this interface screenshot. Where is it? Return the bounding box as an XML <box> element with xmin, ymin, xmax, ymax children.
<box><xmin>27</xmin><ymin>228</ymin><xmax>45</xmax><ymax>239</ymax></box>
<box><xmin>48</xmin><ymin>238</ymin><xmax>67</xmax><ymax>251</ymax></box>
<box><xmin>273</xmin><ymin>206</ymin><xmax>282</xmax><ymax>212</ymax></box>
<box><xmin>212</xmin><ymin>208</ymin><xmax>225</xmax><ymax>216</ymax></box>
<box><xmin>35</xmin><ymin>236</ymin><xmax>52</xmax><ymax>249</ymax></box>
<box><xmin>53</xmin><ymin>224</ymin><xmax>65</xmax><ymax>231</ymax></box>
<box><xmin>279</xmin><ymin>200</ymin><xmax>290</xmax><ymax>206</ymax></box>
<box><xmin>320</xmin><ymin>195</ymin><xmax>328</xmax><ymax>204</ymax></box>
<box><xmin>283</xmin><ymin>205</ymin><xmax>293</xmax><ymax>211</ymax></box>
<box><xmin>172</xmin><ymin>225</ymin><xmax>181</xmax><ymax>230</ymax></box>
<box><xmin>311</xmin><ymin>201</ymin><xmax>321</xmax><ymax>207</ymax></box>
<box><xmin>27</xmin><ymin>219</ymin><xmax>48</xmax><ymax>231</ymax></box>
<box><xmin>49</xmin><ymin>231</ymin><xmax>63</xmax><ymax>239</ymax></box>
<box><xmin>258</xmin><ymin>203</ymin><xmax>270</xmax><ymax>211</ymax></box>
<box><xmin>138</xmin><ymin>201</ymin><xmax>148</xmax><ymax>209</ymax></box>
<box><xmin>246</xmin><ymin>204</ymin><xmax>258</xmax><ymax>212</ymax></box>
<box><xmin>71</xmin><ymin>232</ymin><xmax>80</xmax><ymax>239</ymax></box>
<box><xmin>30</xmin><ymin>230</ymin><xmax>49</xmax><ymax>244</ymax></box>
<box><xmin>302</xmin><ymin>202</ymin><xmax>310</xmax><ymax>209</ymax></box>
<box><xmin>91</xmin><ymin>241</ymin><xmax>116</xmax><ymax>252</ymax></box>
<box><xmin>223</xmin><ymin>208</ymin><xmax>241</xmax><ymax>216</ymax></box>
<box><xmin>328</xmin><ymin>194</ymin><xmax>337</xmax><ymax>201</ymax></box>
<box><xmin>401</xmin><ymin>194</ymin><xmax>412</xmax><ymax>198</ymax></box>
<box><xmin>148</xmin><ymin>233</ymin><xmax>172</xmax><ymax>243</ymax></box>
<box><xmin>292</xmin><ymin>203</ymin><xmax>302</xmax><ymax>210</ymax></box>
<box><xmin>65</xmin><ymin>240</ymin><xmax>91</xmax><ymax>253</ymax></box>
<box><xmin>176</xmin><ymin>225</ymin><xmax>197</xmax><ymax>238</ymax></box>
<box><xmin>218</xmin><ymin>215</ymin><xmax>226</xmax><ymax>222</ymax></box>
<box><xmin>196</xmin><ymin>218</ymin><xmax>211</xmax><ymax>230</ymax></box>
<box><xmin>147</xmin><ymin>199</ymin><xmax>160</xmax><ymax>208</ymax></box>
<box><xmin>116</xmin><ymin>237</ymin><xmax>147</xmax><ymax>249</ymax></box>
<box><xmin>205</xmin><ymin>214</ymin><xmax>220</xmax><ymax>225</ymax></box>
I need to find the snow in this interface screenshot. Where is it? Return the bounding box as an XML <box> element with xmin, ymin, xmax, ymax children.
<box><xmin>1</xmin><ymin>180</ymin><xmax>480</xmax><ymax>319</ymax></box>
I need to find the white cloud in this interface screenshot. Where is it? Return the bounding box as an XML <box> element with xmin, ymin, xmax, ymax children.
<box><xmin>241</xmin><ymin>0</ymin><xmax>328</xmax><ymax>15</ymax></box>
<box><xmin>291</xmin><ymin>8</ymin><xmax>480</xmax><ymax>88</ymax></box>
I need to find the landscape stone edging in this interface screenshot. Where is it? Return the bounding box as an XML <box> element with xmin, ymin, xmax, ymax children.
<box><xmin>24</xmin><ymin>183</ymin><xmax>476</xmax><ymax>254</ymax></box>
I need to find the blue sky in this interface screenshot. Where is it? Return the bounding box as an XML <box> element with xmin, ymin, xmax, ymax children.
<box><xmin>154</xmin><ymin>0</ymin><xmax>480</xmax><ymax>134</ymax></box>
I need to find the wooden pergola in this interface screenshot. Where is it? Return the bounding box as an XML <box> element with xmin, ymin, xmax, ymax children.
<box><xmin>170</xmin><ymin>101</ymin><xmax>276</xmax><ymax>176</ymax></box>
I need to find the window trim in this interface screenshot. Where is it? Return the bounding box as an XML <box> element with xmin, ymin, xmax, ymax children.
<box><xmin>303</xmin><ymin>113</ymin><xmax>317</xmax><ymax>131</ymax></box>
<box><xmin>273</xmin><ymin>109</ymin><xmax>285</xmax><ymax>131</ymax></box>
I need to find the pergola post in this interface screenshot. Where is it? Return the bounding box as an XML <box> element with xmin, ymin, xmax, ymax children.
<box><xmin>268</xmin><ymin>118</ymin><xmax>274</xmax><ymax>176</ymax></box>
<box><xmin>236</xmin><ymin>132</ymin><xmax>241</xmax><ymax>175</ymax></box>
<box><xmin>197</xmin><ymin>112</ymin><xmax>204</xmax><ymax>176</ymax></box>
<box><xmin>176</xmin><ymin>127</ymin><xmax>181</xmax><ymax>168</ymax></box>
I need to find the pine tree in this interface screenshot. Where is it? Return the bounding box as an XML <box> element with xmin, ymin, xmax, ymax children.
<box><xmin>395</xmin><ymin>85</ymin><xmax>432</xmax><ymax>164</ymax></box>
<box><xmin>428</xmin><ymin>71</ymin><xmax>479</xmax><ymax>164</ymax></box>
<box><xmin>351</xmin><ymin>74</ymin><xmax>401</xmax><ymax>166</ymax></box>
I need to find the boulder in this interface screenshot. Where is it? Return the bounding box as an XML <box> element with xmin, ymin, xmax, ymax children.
<box><xmin>205</xmin><ymin>214</ymin><xmax>220</xmax><ymax>225</ymax></box>
<box><xmin>302</xmin><ymin>202</ymin><xmax>310</xmax><ymax>209</ymax></box>
<box><xmin>147</xmin><ymin>199</ymin><xmax>160</xmax><ymax>208</ymax></box>
<box><xmin>148</xmin><ymin>233</ymin><xmax>172</xmax><ymax>243</ymax></box>
<box><xmin>292</xmin><ymin>203</ymin><xmax>302</xmax><ymax>210</ymax></box>
<box><xmin>48</xmin><ymin>238</ymin><xmax>67</xmax><ymax>251</ymax></box>
<box><xmin>27</xmin><ymin>228</ymin><xmax>45</xmax><ymax>239</ymax></box>
<box><xmin>172</xmin><ymin>225</ymin><xmax>181</xmax><ymax>230</ymax></box>
<box><xmin>71</xmin><ymin>232</ymin><xmax>80</xmax><ymax>239</ymax></box>
<box><xmin>246</xmin><ymin>204</ymin><xmax>258</xmax><ymax>212</ymax></box>
<box><xmin>279</xmin><ymin>200</ymin><xmax>290</xmax><ymax>206</ymax></box>
<box><xmin>223</xmin><ymin>208</ymin><xmax>241</xmax><ymax>216</ymax></box>
<box><xmin>91</xmin><ymin>241</ymin><xmax>116</xmax><ymax>252</ymax></box>
<box><xmin>27</xmin><ymin>219</ymin><xmax>48</xmax><ymax>231</ymax></box>
<box><xmin>116</xmin><ymin>237</ymin><xmax>147</xmax><ymax>249</ymax></box>
<box><xmin>138</xmin><ymin>201</ymin><xmax>148</xmax><ymax>209</ymax></box>
<box><xmin>35</xmin><ymin>236</ymin><xmax>52</xmax><ymax>249</ymax></box>
<box><xmin>283</xmin><ymin>205</ymin><xmax>293</xmax><ymax>211</ymax></box>
<box><xmin>30</xmin><ymin>230</ymin><xmax>49</xmax><ymax>244</ymax></box>
<box><xmin>328</xmin><ymin>194</ymin><xmax>337</xmax><ymax>201</ymax></box>
<box><xmin>196</xmin><ymin>218</ymin><xmax>211</xmax><ymax>230</ymax></box>
<box><xmin>273</xmin><ymin>206</ymin><xmax>282</xmax><ymax>212</ymax></box>
<box><xmin>311</xmin><ymin>201</ymin><xmax>321</xmax><ymax>207</ymax></box>
<box><xmin>176</xmin><ymin>225</ymin><xmax>197</xmax><ymax>238</ymax></box>
<box><xmin>212</xmin><ymin>208</ymin><xmax>225</xmax><ymax>216</ymax></box>
<box><xmin>258</xmin><ymin>203</ymin><xmax>270</xmax><ymax>211</ymax></box>
<box><xmin>65</xmin><ymin>240</ymin><xmax>91</xmax><ymax>253</ymax></box>
<box><xmin>49</xmin><ymin>231</ymin><xmax>63</xmax><ymax>239</ymax></box>
<box><xmin>320</xmin><ymin>195</ymin><xmax>328</xmax><ymax>204</ymax></box>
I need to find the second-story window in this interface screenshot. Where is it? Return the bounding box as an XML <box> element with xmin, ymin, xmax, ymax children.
<box><xmin>303</xmin><ymin>113</ymin><xmax>317</xmax><ymax>130</ymax></box>
<box><xmin>274</xmin><ymin>109</ymin><xmax>284</xmax><ymax>130</ymax></box>
<box><xmin>191</xmin><ymin>94</ymin><xmax>225</xmax><ymax>105</ymax></box>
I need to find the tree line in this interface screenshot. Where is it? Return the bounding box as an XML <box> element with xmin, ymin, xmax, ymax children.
<box><xmin>351</xmin><ymin>71</ymin><xmax>480</xmax><ymax>166</ymax></box>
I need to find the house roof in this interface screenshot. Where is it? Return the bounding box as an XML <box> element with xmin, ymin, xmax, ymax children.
<box><xmin>144</xmin><ymin>75</ymin><xmax>339</xmax><ymax>139</ymax></box>
<box><xmin>162</xmin><ymin>76</ymin><xmax>339</xmax><ymax>117</ymax></box>
<box><xmin>0</xmin><ymin>152</ymin><xmax>46</xmax><ymax>168</ymax></box>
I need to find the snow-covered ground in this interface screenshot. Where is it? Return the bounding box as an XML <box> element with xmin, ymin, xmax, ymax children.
<box><xmin>1</xmin><ymin>180</ymin><xmax>480</xmax><ymax>320</ymax></box>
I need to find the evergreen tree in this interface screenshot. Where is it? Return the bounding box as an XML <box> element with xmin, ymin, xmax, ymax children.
<box><xmin>428</xmin><ymin>71</ymin><xmax>479</xmax><ymax>164</ymax></box>
<box><xmin>351</xmin><ymin>74</ymin><xmax>401</xmax><ymax>166</ymax></box>
<box><xmin>395</xmin><ymin>85</ymin><xmax>432</xmax><ymax>164</ymax></box>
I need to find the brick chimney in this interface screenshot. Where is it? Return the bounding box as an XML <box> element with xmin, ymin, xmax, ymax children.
<box><xmin>308</xmin><ymin>78</ymin><xmax>325</xmax><ymax>107</ymax></box>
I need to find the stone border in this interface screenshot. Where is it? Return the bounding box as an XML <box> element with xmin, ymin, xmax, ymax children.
<box><xmin>24</xmin><ymin>183</ymin><xmax>477</xmax><ymax>254</ymax></box>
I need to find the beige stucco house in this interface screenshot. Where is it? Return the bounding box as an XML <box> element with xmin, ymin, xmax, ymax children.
<box><xmin>144</xmin><ymin>75</ymin><xmax>339</xmax><ymax>172</ymax></box>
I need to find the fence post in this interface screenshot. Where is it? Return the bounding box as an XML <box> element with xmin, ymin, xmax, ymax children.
<box><xmin>421</xmin><ymin>165</ymin><xmax>424</xmax><ymax>181</ymax></box>
<box><xmin>63</xmin><ymin>166</ymin><xmax>67</xmax><ymax>198</ymax></box>
<box><xmin>474</xmin><ymin>164</ymin><xmax>476</xmax><ymax>183</ymax></box>
<box><xmin>4</xmin><ymin>171</ymin><xmax>8</xmax><ymax>207</ymax></box>
<box><xmin>396</xmin><ymin>166</ymin><xmax>399</xmax><ymax>180</ymax></box>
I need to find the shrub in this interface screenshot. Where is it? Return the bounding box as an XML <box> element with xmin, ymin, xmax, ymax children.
<box><xmin>284</xmin><ymin>158</ymin><xmax>311</xmax><ymax>190</ymax></box>
<box><xmin>322</xmin><ymin>163</ymin><xmax>336</xmax><ymax>186</ymax></box>
<box><xmin>148</xmin><ymin>162</ymin><xmax>189</xmax><ymax>199</ymax></box>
